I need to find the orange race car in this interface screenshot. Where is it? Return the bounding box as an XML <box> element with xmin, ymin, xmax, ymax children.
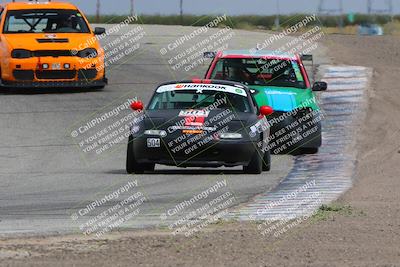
<box><xmin>0</xmin><ymin>1</ymin><xmax>107</xmax><ymax>88</ymax></box>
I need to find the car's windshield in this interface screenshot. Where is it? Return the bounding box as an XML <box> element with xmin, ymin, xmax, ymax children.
<box><xmin>210</xmin><ymin>58</ymin><xmax>307</xmax><ymax>89</ymax></box>
<box><xmin>148</xmin><ymin>89</ymin><xmax>252</xmax><ymax>113</ymax></box>
<box><xmin>3</xmin><ymin>9</ymin><xmax>90</xmax><ymax>33</ymax></box>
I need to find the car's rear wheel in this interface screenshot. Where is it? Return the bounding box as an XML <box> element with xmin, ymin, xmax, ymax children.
<box><xmin>243</xmin><ymin>151</ymin><xmax>263</xmax><ymax>174</ymax></box>
<box><xmin>126</xmin><ymin>135</ymin><xmax>155</xmax><ymax>174</ymax></box>
<box><xmin>262</xmin><ymin>149</ymin><xmax>271</xmax><ymax>171</ymax></box>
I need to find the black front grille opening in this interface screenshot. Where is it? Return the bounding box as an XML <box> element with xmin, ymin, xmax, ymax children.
<box><xmin>35</xmin><ymin>70</ymin><xmax>76</xmax><ymax>80</ymax></box>
<box><xmin>33</xmin><ymin>50</ymin><xmax>74</xmax><ymax>57</ymax></box>
<box><xmin>13</xmin><ymin>70</ymin><xmax>34</xmax><ymax>81</ymax></box>
<box><xmin>36</xmin><ymin>38</ymin><xmax>69</xmax><ymax>43</ymax></box>
<box><xmin>78</xmin><ymin>69</ymin><xmax>98</xmax><ymax>80</ymax></box>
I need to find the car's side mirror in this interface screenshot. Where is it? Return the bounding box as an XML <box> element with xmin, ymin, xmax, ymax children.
<box><xmin>130</xmin><ymin>101</ymin><xmax>144</xmax><ymax>111</ymax></box>
<box><xmin>312</xmin><ymin>81</ymin><xmax>328</xmax><ymax>91</ymax></box>
<box><xmin>203</xmin><ymin>51</ymin><xmax>216</xmax><ymax>58</ymax></box>
<box><xmin>94</xmin><ymin>27</ymin><xmax>106</xmax><ymax>35</ymax></box>
<box><xmin>259</xmin><ymin>105</ymin><xmax>274</xmax><ymax>117</ymax></box>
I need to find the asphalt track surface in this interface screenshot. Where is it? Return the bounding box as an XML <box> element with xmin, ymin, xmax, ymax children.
<box><xmin>0</xmin><ymin>25</ymin><xmax>327</xmax><ymax>236</ymax></box>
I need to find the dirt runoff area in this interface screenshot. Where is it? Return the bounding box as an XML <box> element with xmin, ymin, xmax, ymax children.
<box><xmin>1</xmin><ymin>35</ymin><xmax>400</xmax><ymax>267</ymax></box>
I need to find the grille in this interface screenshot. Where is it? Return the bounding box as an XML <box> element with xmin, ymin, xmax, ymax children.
<box><xmin>78</xmin><ymin>69</ymin><xmax>98</xmax><ymax>80</ymax></box>
<box><xmin>36</xmin><ymin>38</ymin><xmax>69</xmax><ymax>43</ymax></box>
<box><xmin>33</xmin><ymin>50</ymin><xmax>74</xmax><ymax>57</ymax></box>
<box><xmin>13</xmin><ymin>70</ymin><xmax>34</xmax><ymax>81</ymax></box>
<box><xmin>35</xmin><ymin>70</ymin><xmax>76</xmax><ymax>80</ymax></box>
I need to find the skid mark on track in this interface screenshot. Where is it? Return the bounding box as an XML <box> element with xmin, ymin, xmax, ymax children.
<box><xmin>227</xmin><ymin>65</ymin><xmax>372</xmax><ymax>220</ymax></box>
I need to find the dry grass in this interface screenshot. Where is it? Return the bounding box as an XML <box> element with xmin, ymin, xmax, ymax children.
<box><xmin>383</xmin><ymin>21</ymin><xmax>400</xmax><ymax>35</ymax></box>
<box><xmin>321</xmin><ymin>26</ymin><xmax>359</xmax><ymax>35</ymax></box>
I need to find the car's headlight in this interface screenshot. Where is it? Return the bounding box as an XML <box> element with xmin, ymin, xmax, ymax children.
<box><xmin>145</xmin><ymin>130</ymin><xmax>167</xmax><ymax>137</ymax></box>
<box><xmin>11</xmin><ymin>49</ymin><xmax>32</xmax><ymax>59</ymax></box>
<box><xmin>78</xmin><ymin>48</ymin><xmax>98</xmax><ymax>58</ymax></box>
<box><xmin>220</xmin><ymin>133</ymin><xmax>243</xmax><ymax>139</ymax></box>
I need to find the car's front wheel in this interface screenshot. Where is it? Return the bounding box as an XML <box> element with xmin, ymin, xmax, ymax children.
<box><xmin>262</xmin><ymin>149</ymin><xmax>271</xmax><ymax>171</ymax></box>
<box><xmin>243</xmin><ymin>151</ymin><xmax>263</xmax><ymax>174</ymax></box>
<box><xmin>126</xmin><ymin>135</ymin><xmax>155</xmax><ymax>174</ymax></box>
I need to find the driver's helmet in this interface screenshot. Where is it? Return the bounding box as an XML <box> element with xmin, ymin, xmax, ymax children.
<box><xmin>61</xmin><ymin>15</ymin><xmax>76</xmax><ymax>28</ymax></box>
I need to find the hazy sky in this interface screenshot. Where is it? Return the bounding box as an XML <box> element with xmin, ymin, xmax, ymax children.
<box><xmin>68</xmin><ymin>0</ymin><xmax>400</xmax><ymax>15</ymax></box>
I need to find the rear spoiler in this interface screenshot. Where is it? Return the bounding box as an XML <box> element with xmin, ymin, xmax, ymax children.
<box><xmin>301</xmin><ymin>54</ymin><xmax>313</xmax><ymax>61</ymax></box>
<box><xmin>203</xmin><ymin>51</ymin><xmax>217</xmax><ymax>58</ymax></box>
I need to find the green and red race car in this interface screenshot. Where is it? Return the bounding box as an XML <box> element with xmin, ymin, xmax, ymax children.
<box><xmin>204</xmin><ymin>50</ymin><xmax>327</xmax><ymax>154</ymax></box>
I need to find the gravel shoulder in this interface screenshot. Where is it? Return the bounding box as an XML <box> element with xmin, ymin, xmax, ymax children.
<box><xmin>1</xmin><ymin>34</ymin><xmax>400</xmax><ymax>267</ymax></box>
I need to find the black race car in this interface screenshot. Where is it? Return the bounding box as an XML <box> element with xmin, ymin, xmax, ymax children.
<box><xmin>126</xmin><ymin>80</ymin><xmax>274</xmax><ymax>174</ymax></box>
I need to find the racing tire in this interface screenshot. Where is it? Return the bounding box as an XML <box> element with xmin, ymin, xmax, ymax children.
<box><xmin>92</xmin><ymin>85</ymin><xmax>105</xmax><ymax>90</ymax></box>
<box><xmin>262</xmin><ymin>150</ymin><xmax>271</xmax><ymax>171</ymax></box>
<box><xmin>243</xmin><ymin>151</ymin><xmax>263</xmax><ymax>174</ymax></box>
<box><xmin>301</xmin><ymin>147</ymin><xmax>319</xmax><ymax>154</ymax></box>
<box><xmin>126</xmin><ymin>135</ymin><xmax>155</xmax><ymax>174</ymax></box>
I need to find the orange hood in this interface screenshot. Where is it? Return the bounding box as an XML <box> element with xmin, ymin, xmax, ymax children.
<box><xmin>3</xmin><ymin>33</ymin><xmax>99</xmax><ymax>51</ymax></box>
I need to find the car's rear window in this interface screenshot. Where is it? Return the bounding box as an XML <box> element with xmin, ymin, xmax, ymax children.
<box><xmin>3</xmin><ymin>9</ymin><xmax>90</xmax><ymax>33</ymax></box>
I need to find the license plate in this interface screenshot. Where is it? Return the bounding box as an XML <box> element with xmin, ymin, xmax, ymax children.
<box><xmin>147</xmin><ymin>138</ymin><xmax>160</xmax><ymax>148</ymax></box>
<box><xmin>52</xmin><ymin>63</ymin><xmax>61</xmax><ymax>70</ymax></box>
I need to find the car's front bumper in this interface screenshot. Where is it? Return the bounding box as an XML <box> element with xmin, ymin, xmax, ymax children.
<box><xmin>1</xmin><ymin>56</ymin><xmax>106</xmax><ymax>88</ymax></box>
<box><xmin>0</xmin><ymin>78</ymin><xmax>107</xmax><ymax>88</ymax></box>
<box><xmin>132</xmin><ymin>137</ymin><xmax>258</xmax><ymax>167</ymax></box>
